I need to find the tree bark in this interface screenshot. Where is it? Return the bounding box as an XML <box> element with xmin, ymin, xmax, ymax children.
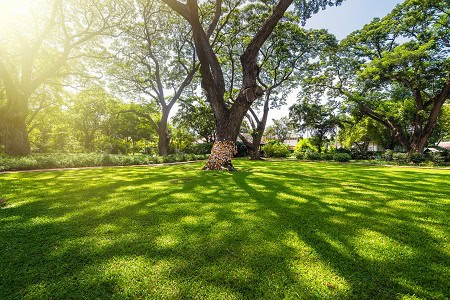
<box><xmin>157</xmin><ymin>112</ymin><xmax>171</xmax><ymax>156</ymax></box>
<box><xmin>250</xmin><ymin>134</ymin><xmax>263</xmax><ymax>160</ymax></box>
<box><xmin>0</xmin><ymin>114</ymin><xmax>31</xmax><ymax>156</ymax></box>
<box><xmin>203</xmin><ymin>109</ymin><xmax>243</xmax><ymax>170</ymax></box>
<box><xmin>0</xmin><ymin>92</ymin><xmax>31</xmax><ymax>156</ymax></box>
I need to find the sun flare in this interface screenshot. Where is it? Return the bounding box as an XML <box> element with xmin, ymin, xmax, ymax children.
<box><xmin>0</xmin><ymin>0</ymin><xmax>35</xmax><ymax>31</ymax></box>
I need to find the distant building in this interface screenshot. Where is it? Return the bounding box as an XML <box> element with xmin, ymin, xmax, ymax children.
<box><xmin>366</xmin><ymin>142</ymin><xmax>384</xmax><ymax>152</ymax></box>
<box><xmin>438</xmin><ymin>140</ymin><xmax>450</xmax><ymax>149</ymax></box>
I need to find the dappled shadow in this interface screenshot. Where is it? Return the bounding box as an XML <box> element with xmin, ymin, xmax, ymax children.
<box><xmin>231</xmin><ymin>162</ymin><xmax>449</xmax><ymax>298</ymax></box>
<box><xmin>0</xmin><ymin>161</ymin><xmax>449</xmax><ymax>299</ymax></box>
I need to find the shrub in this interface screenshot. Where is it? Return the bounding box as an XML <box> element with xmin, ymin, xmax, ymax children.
<box><xmin>184</xmin><ymin>143</ymin><xmax>213</xmax><ymax>155</ymax></box>
<box><xmin>101</xmin><ymin>154</ymin><xmax>114</xmax><ymax>166</ymax></box>
<box><xmin>296</xmin><ymin>152</ymin><xmax>305</xmax><ymax>160</ymax></box>
<box><xmin>262</xmin><ymin>141</ymin><xmax>290</xmax><ymax>158</ymax></box>
<box><xmin>409</xmin><ymin>153</ymin><xmax>426</xmax><ymax>164</ymax></box>
<box><xmin>334</xmin><ymin>148</ymin><xmax>352</xmax><ymax>155</ymax></box>
<box><xmin>443</xmin><ymin>149</ymin><xmax>450</xmax><ymax>162</ymax></box>
<box><xmin>294</xmin><ymin>139</ymin><xmax>317</xmax><ymax>154</ymax></box>
<box><xmin>333</xmin><ymin>153</ymin><xmax>351</xmax><ymax>162</ymax></box>
<box><xmin>430</xmin><ymin>152</ymin><xmax>445</xmax><ymax>165</ymax></box>
<box><xmin>320</xmin><ymin>153</ymin><xmax>334</xmax><ymax>161</ymax></box>
<box><xmin>235</xmin><ymin>141</ymin><xmax>249</xmax><ymax>158</ymax></box>
<box><xmin>0</xmin><ymin>153</ymin><xmax>209</xmax><ymax>172</ymax></box>
<box><xmin>351</xmin><ymin>151</ymin><xmax>369</xmax><ymax>160</ymax></box>
<box><xmin>383</xmin><ymin>149</ymin><xmax>394</xmax><ymax>161</ymax></box>
<box><xmin>304</xmin><ymin>151</ymin><xmax>321</xmax><ymax>161</ymax></box>
<box><xmin>392</xmin><ymin>152</ymin><xmax>409</xmax><ymax>164</ymax></box>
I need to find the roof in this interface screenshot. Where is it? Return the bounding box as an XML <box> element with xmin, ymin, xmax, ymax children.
<box><xmin>438</xmin><ymin>141</ymin><xmax>450</xmax><ymax>149</ymax></box>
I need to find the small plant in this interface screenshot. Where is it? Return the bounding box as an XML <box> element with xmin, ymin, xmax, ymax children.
<box><xmin>333</xmin><ymin>153</ymin><xmax>351</xmax><ymax>162</ymax></box>
<box><xmin>392</xmin><ymin>152</ymin><xmax>409</xmax><ymax>164</ymax></box>
<box><xmin>383</xmin><ymin>149</ymin><xmax>394</xmax><ymax>161</ymax></box>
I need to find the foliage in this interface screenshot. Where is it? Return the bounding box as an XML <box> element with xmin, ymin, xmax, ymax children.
<box><xmin>294</xmin><ymin>138</ymin><xmax>318</xmax><ymax>154</ymax></box>
<box><xmin>297</xmin><ymin>150</ymin><xmax>334</xmax><ymax>161</ymax></box>
<box><xmin>303</xmin><ymin>0</ymin><xmax>450</xmax><ymax>153</ymax></box>
<box><xmin>290</xmin><ymin>99</ymin><xmax>340</xmax><ymax>153</ymax></box>
<box><xmin>333</xmin><ymin>153</ymin><xmax>351</xmax><ymax>162</ymax></box>
<box><xmin>262</xmin><ymin>141</ymin><xmax>291</xmax><ymax>158</ymax></box>
<box><xmin>174</xmin><ymin>97</ymin><xmax>216</xmax><ymax>143</ymax></box>
<box><xmin>0</xmin><ymin>153</ymin><xmax>208</xmax><ymax>172</ymax></box>
<box><xmin>392</xmin><ymin>152</ymin><xmax>410</xmax><ymax>164</ymax></box>
<box><xmin>383</xmin><ymin>150</ymin><xmax>394</xmax><ymax>161</ymax></box>
<box><xmin>265</xmin><ymin>117</ymin><xmax>293</xmax><ymax>143</ymax></box>
<box><xmin>430</xmin><ymin>104</ymin><xmax>450</xmax><ymax>145</ymax></box>
<box><xmin>429</xmin><ymin>152</ymin><xmax>445</xmax><ymax>165</ymax></box>
<box><xmin>338</xmin><ymin>116</ymin><xmax>396</xmax><ymax>152</ymax></box>
<box><xmin>184</xmin><ymin>143</ymin><xmax>214</xmax><ymax>155</ymax></box>
<box><xmin>296</xmin><ymin>152</ymin><xmax>305</xmax><ymax>160</ymax></box>
<box><xmin>409</xmin><ymin>153</ymin><xmax>426</xmax><ymax>164</ymax></box>
<box><xmin>170</xmin><ymin>125</ymin><xmax>197</xmax><ymax>153</ymax></box>
<box><xmin>235</xmin><ymin>141</ymin><xmax>249</xmax><ymax>158</ymax></box>
<box><xmin>320</xmin><ymin>153</ymin><xmax>334</xmax><ymax>161</ymax></box>
<box><xmin>0</xmin><ymin>0</ymin><xmax>128</xmax><ymax>155</ymax></box>
<box><xmin>304</xmin><ymin>150</ymin><xmax>321</xmax><ymax>161</ymax></box>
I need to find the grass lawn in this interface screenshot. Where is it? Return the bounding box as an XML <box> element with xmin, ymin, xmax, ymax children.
<box><xmin>0</xmin><ymin>160</ymin><xmax>449</xmax><ymax>299</ymax></box>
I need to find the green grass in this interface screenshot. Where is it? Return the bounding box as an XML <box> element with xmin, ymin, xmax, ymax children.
<box><xmin>0</xmin><ymin>160</ymin><xmax>449</xmax><ymax>299</ymax></box>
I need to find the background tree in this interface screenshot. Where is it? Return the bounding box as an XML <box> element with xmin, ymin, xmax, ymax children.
<box><xmin>0</xmin><ymin>0</ymin><xmax>127</xmax><ymax>156</ymax></box>
<box><xmin>337</xmin><ymin>116</ymin><xmax>396</xmax><ymax>152</ymax></box>
<box><xmin>265</xmin><ymin>117</ymin><xmax>293</xmax><ymax>144</ymax></box>
<box><xmin>69</xmin><ymin>87</ymin><xmax>116</xmax><ymax>152</ymax></box>
<box><xmin>109</xmin><ymin>0</ymin><xmax>197</xmax><ymax>156</ymax></box>
<box><xmin>304</xmin><ymin>0</ymin><xmax>450</xmax><ymax>154</ymax></box>
<box><xmin>290</xmin><ymin>99</ymin><xmax>340</xmax><ymax>153</ymax></box>
<box><xmin>430</xmin><ymin>104</ymin><xmax>450</xmax><ymax>145</ymax></box>
<box><xmin>162</xmin><ymin>0</ymin><xmax>344</xmax><ymax>170</ymax></box>
<box><xmin>173</xmin><ymin>96</ymin><xmax>216</xmax><ymax>143</ymax></box>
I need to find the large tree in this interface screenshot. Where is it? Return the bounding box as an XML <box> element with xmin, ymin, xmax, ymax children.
<box><xmin>109</xmin><ymin>0</ymin><xmax>198</xmax><ymax>156</ymax></box>
<box><xmin>162</xmin><ymin>0</ymin><xmax>344</xmax><ymax>170</ymax></box>
<box><xmin>0</xmin><ymin>0</ymin><xmax>127</xmax><ymax>156</ymax></box>
<box><xmin>305</xmin><ymin>0</ymin><xmax>450</xmax><ymax>154</ymax></box>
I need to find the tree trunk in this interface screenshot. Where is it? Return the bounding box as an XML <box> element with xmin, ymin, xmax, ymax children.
<box><xmin>249</xmin><ymin>94</ymin><xmax>270</xmax><ymax>160</ymax></box>
<box><xmin>203</xmin><ymin>114</ymin><xmax>242</xmax><ymax>171</ymax></box>
<box><xmin>157</xmin><ymin>111</ymin><xmax>171</xmax><ymax>156</ymax></box>
<box><xmin>0</xmin><ymin>115</ymin><xmax>31</xmax><ymax>156</ymax></box>
<box><xmin>250</xmin><ymin>133</ymin><xmax>263</xmax><ymax>160</ymax></box>
<box><xmin>0</xmin><ymin>93</ymin><xmax>31</xmax><ymax>156</ymax></box>
<box><xmin>239</xmin><ymin>132</ymin><xmax>261</xmax><ymax>160</ymax></box>
<box><xmin>157</xmin><ymin>129</ymin><xmax>170</xmax><ymax>156</ymax></box>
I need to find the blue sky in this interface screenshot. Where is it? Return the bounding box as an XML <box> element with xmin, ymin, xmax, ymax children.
<box><xmin>268</xmin><ymin>0</ymin><xmax>404</xmax><ymax>124</ymax></box>
<box><xmin>304</xmin><ymin>0</ymin><xmax>403</xmax><ymax>39</ymax></box>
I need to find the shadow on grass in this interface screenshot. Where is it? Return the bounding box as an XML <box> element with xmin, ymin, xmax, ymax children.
<box><xmin>0</xmin><ymin>161</ymin><xmax>449</xmax><ymax>299</ymax></box>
